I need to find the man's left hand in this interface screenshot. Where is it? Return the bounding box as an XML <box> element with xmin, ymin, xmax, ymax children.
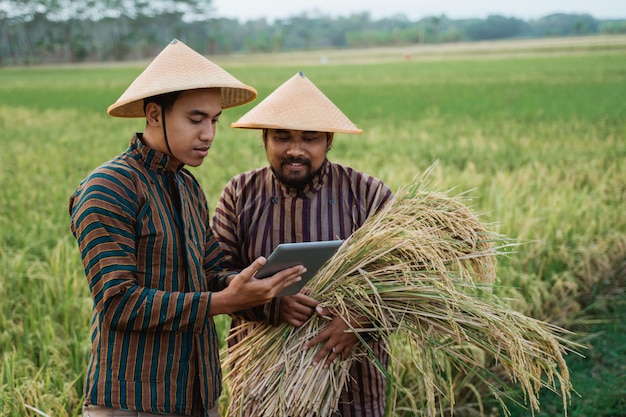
<box><xmin>305</xmin><ymin>306</ymin><xmax>360</xmax><ymax>367</ymax></box>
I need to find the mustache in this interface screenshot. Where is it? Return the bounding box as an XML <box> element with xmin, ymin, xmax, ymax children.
<box><xmin>282</xmin><ymin>158</ymin><xmax>311</xmax><ymax>166</ymax></box>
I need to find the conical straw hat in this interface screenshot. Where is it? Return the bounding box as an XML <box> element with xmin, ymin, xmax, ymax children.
<box><xmin>231</xmin><ymin>72</ymin><xmax>362</xmax><ymax>134</ymax></box>
<box><xmin>108</xmin><ymin>39</ymin><xmax>257</xmax><ymax>118</ymax></box>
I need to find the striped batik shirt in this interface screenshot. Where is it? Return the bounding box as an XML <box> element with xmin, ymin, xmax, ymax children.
<box><xmin>212</xmin><ymin>159</ymin><xmax>394</xmax><ymax>417</ymax></box>
<box><xmin>69</xmin><ymin>135</ymin><xmax>229</xmax><ymax>417</ymax></box>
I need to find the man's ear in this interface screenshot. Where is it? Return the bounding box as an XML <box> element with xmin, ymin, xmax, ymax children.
<box><xmin>145</xmin><ymin>102</ymin><xmax>162</xmax><ymax>126</ymax></box>
<box><xmin>326</xmin><ymin>133</ymin><xmax>334</xmax><ymax>151</ymax></box>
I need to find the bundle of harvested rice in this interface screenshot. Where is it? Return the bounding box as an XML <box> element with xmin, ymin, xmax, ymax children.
<box><xmin>224</xmin><ymin>172</ymin><xmax>577</xmax><ymax>417</ymax></box>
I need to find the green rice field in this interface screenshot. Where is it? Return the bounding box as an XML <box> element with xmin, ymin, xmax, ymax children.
<box><xmin>1</xmin><ymin>35</ymin><xmax>625</xmax><ymax>416</ymax></box>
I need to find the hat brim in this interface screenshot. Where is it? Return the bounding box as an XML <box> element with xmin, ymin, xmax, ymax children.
<box><xmin>109</xmin><ymin>85</ymin><xmax>257</xmax><ymax>118</ymax></box>
<box><xmin>107</xmin><ymin>39</ymin><xmax>257</xmax><ymax>118</ymax></box>
<box><xmin>231</xmin><ymin>121</ymin><xmax>362</xmax><ymax>135</ymax></box>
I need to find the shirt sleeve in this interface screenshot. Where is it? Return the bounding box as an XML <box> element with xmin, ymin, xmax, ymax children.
<box><xmin>69</xmin><ymin>170</ymin><xmax>211</xmax><ymax>334</ymax></box>
<box><xmin>211</xmin><ymin>177</ymin><xmax>243</xmax><ymax>271</ymax></box>
<box><xmin>212</xmin><ymin>176</ymin><xmax>269</xmax><ymax>322</ymax></box>
<box><xmin>204</xmin><ymin>216</ymin><xmax>236</xmax><ymax>292</ymax></box>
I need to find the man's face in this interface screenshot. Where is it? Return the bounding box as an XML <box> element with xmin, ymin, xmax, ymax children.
<box><xmin>164</xmin><ymin>88</ymin><xmax>222</xmax><ymax>167</ymax></box>
<box><xmin>264</xmin><ymin>129</ymin><xmax>333</xmax><ymax>190</ymax></box>
<box><xmin>264</xmin><ymin>129</ymin><xmax>333</xmax><ymax>189</ymax></box>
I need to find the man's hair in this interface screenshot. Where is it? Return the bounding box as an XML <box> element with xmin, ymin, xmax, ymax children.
<box><xmin>143</xmin><ymin>90</ymin><xmax>183</xmax><ymax>114</ymax></box>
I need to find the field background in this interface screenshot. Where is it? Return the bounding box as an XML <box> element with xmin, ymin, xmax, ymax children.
<box><xmin>1</xmin><ymin>35</ymin><xmax>625</xmax><ymax>416</ymax></box>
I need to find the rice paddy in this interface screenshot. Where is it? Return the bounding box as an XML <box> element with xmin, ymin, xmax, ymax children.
<box><xmin>1</xmin><ymin>35</ymin><xmax>625</xmax><ymax>416</ymax></box>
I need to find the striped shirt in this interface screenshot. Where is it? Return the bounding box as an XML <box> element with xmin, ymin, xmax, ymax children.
<box><xmin>69</xmin><ymin>135</ymin><xmax>229</xmax><ymax>416</ymax></box>
<box><xmin>212</xmin><ymin>159</ymin><xmax>393</xmax><ymax>417</ymax></box>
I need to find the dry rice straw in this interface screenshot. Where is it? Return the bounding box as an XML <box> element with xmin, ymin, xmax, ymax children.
<box><xmin>224</xmin><ymin>172</ymin><xmax>577</xmax><ymax>417</ymax></box>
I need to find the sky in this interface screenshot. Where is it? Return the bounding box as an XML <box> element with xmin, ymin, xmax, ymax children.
<box><xmin>211</xmin><ymin>0</ymin><xmax>626</xmax><ymax>22</ymax></box>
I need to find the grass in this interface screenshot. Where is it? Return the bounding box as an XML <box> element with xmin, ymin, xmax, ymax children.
<box><xmin>1</xmin><ymin>35</ymin><xmax>625</xmax><ymax>416</ymax></box>
<box><xmin>506</xmin><ymin>298</ymin><xmax>626</xmax><ymax>417</ymax></box>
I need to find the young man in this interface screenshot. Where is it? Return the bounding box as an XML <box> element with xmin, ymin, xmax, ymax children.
<box><xmin>212</xmin><ymin>72</ymin><xmax>393</xmax><ymax>416</ymax></box>
<box><xmin>69</xmin><ymin>40</ymin><xmax>305</xmax><ymax>417</ymax></box>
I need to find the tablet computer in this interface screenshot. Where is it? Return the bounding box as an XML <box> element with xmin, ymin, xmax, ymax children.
<box><xmin>256</xmin><ymin>240</ymin><xmax>344</xmax><ymax>297</ymax></box>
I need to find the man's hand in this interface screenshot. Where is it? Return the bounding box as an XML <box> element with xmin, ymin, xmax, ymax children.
<box><xmin>279</xmin><ymin>292</ymin><xmax>319</xmax><ymax>327</ymax></box>
<box><xmin>305</xmin><ymin>306</ymin><xmax>360</xmax><ymax>368</ymax></box>
<box><xmin>210</xmin><ymin>257</ymin><xmax>305</xmax><ymax>315</ymax></box>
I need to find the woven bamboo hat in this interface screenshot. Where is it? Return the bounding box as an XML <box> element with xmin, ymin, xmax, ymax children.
<box><xmin>231</xmin><ymin>72</ymin><xmax>362</xmax><ymax>134</ymax></box>
<box><xmin>108</xmin><ymin>39</ymin><xmax>257</xmax><ymax>118</ymax></box>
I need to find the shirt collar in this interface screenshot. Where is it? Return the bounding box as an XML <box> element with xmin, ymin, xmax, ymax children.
<box><xmin>130</xmin><ymin>133</ymin><xmax>184</xmax><ymax>174</ymax></box>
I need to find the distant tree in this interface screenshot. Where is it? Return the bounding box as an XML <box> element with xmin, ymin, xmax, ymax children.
<box><xmin>439</xmin><ymin>27</ymin><xmax>463</xmax><ymax>42</ymax></box>
<box><xmin>599</xmin><ymin>20</ymin><xmax>626</xmax><ymax>34</ymax></box>
<box><xmin>529</xmin><ymin>13</ymin><xmax>598</xmax><ymax>36</ymax></box>
<box><xmin>0</xmin><ymin>4</ymin><xmax>624</xmax><ymax>66</ymax></box>
<box><xmin>464</xmin><ymin>15</ymin><xmax>528</xmax><ymax>40</ymax></box>
<box><xmin>0</xmin><ymin>0</ymin><xmax>214</xmax><ymax>21</ymax></box>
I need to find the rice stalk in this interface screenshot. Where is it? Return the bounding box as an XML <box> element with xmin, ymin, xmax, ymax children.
<box><xmin>224</xmin><ymin>171</ymin><xmax>578</xmax><ymax>417</ymax></box>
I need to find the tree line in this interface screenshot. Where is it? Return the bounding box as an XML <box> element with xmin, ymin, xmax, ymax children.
<box><xmin>1</xmin><ymin>0</ymin><xmax>626</xmax><ymax>65</ymax></box>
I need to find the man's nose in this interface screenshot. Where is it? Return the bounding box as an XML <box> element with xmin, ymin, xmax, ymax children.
<box><xmin>200</xmin><ymin>123</ymin><xmax>216</xmax><ymax>141</ymax></box>
<box><xmin>286</xmin><ymin>140</ymin><xmax>304</xmax><ymax>156</ymax></box>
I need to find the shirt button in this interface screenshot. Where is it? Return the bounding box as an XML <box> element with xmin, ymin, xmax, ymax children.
<box><xmin>271</xmin><ymin>197</ymin><xmax>278</xmax><ymax>203</ymax></box>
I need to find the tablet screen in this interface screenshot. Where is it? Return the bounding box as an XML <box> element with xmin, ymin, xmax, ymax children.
<box><xmin>256</xmin><ymin>240</ymin><xmax>344</xmax><ymax>297</ymax></box>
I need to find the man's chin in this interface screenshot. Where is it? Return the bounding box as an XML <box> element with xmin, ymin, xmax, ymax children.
<box><xmin>274</xmin><ymin>171</ymin><xmax>312</xmax><ymax>190</ymax></box>
<box><xmin>272</xmin><ymin>162</ymin><xmax>324</xmax><ymax>188</ymax></box>
<box><xmin>281</xmin><ymin>177</ymin><xmax>310</xmax><ymax>190</ymax></box>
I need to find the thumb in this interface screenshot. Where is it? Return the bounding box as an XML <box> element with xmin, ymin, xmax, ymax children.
<box><xmin>316</xmin><ymin>306</ymin><xmax>332</xmax><ymax>319</ymax></box>
<box><xmin>242</xmin><ymin>256</ymin><xmax>267</xmax><ymax>279</ymax></box>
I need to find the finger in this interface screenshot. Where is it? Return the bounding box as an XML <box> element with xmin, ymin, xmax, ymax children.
<box><xmin>311</xmin><ymin>342</ymin><xmax>336</xmax><ymax>367</ymax></box>
<box><xmin>324</xmin><ymin>347</ymin><xmax>341</xmax><ymax>367</ymax></box>
<box><xmin>291</xmin><ymin>292</ymin><xmax>319</xmax><ymax>308</ymax></box>
<box><xmin>323</xmin><ymin>343</ymin><xmax>345</xmax><ymax>367</ymax></box>
<box><xmin>282</xmin><ymin>305</ymin><xmax>313</xmax><ymax>324</ymax></box>
<box><xmin>305</xmin><ymin>327</ymin><xmax>329</xmax><ymax>349</ymax></box>
<box><xmin>283</xmin><ymin>293</ymin><xmax>318</xmax><ymax>311</ymax></box>
<box><xmin>261</xmin><ymin>264</ymin><xmax>306</xmax><ymax>296</ymax></box>
<box><xmin>280</xmin><ymin>296</ymin><xmax>316</xmax><ymax>325</ymax></box>
<box><xmin>293</xmin><ymin>299</ymin><xmax>319</xmax><ymax>317</ymax></box>
<box><xmin>284</xmin><ymin>315</ymin><xmax>308</xmax><ymax>327</ymax></box>
<box><xmin>275</xmin><ymin>265</ymin><xmax>306</xmax><ymax>288</ymax></box>
<box><xmin>289</xmin><ymin>306</ymin><xmax>315</xmax><ymax>321</ymax></box>
<box><xmin>343</xmin><ymin>341</ymin><xmax>355</xmax><ymax>356</ymax></box>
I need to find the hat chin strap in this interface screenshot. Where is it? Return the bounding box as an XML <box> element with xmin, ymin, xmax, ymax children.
<box><xmin>161</xmin><ymin>107</ymin><xmax>176</xmax><ymax>161</ymax></box>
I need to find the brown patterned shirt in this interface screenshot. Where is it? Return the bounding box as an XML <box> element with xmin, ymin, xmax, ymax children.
<box><xmin>70</xmin><ymin>135</ymin><xmax>230</xmax><ymax>416</ymax></box>
<box><xmin>212</xmin><ymin>159</ymin><xmax>393</xmax><ymax>416</ymax></box>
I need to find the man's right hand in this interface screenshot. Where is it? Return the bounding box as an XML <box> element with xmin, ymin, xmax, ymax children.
<box><xmin>210</xmin><ymin>257</ymin><xmax>305</xmax><ymax>315</ymax></box>
<box><xmin>279</xmin><ymin>292</ymin><xmax>319</xmax><ymax>327</ymax></box>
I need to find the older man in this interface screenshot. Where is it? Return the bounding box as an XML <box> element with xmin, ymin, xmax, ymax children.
<box><xmin>212</xmin><ymin>72</ymin><xmax>393</xmax><ymax>416</ymax></box>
